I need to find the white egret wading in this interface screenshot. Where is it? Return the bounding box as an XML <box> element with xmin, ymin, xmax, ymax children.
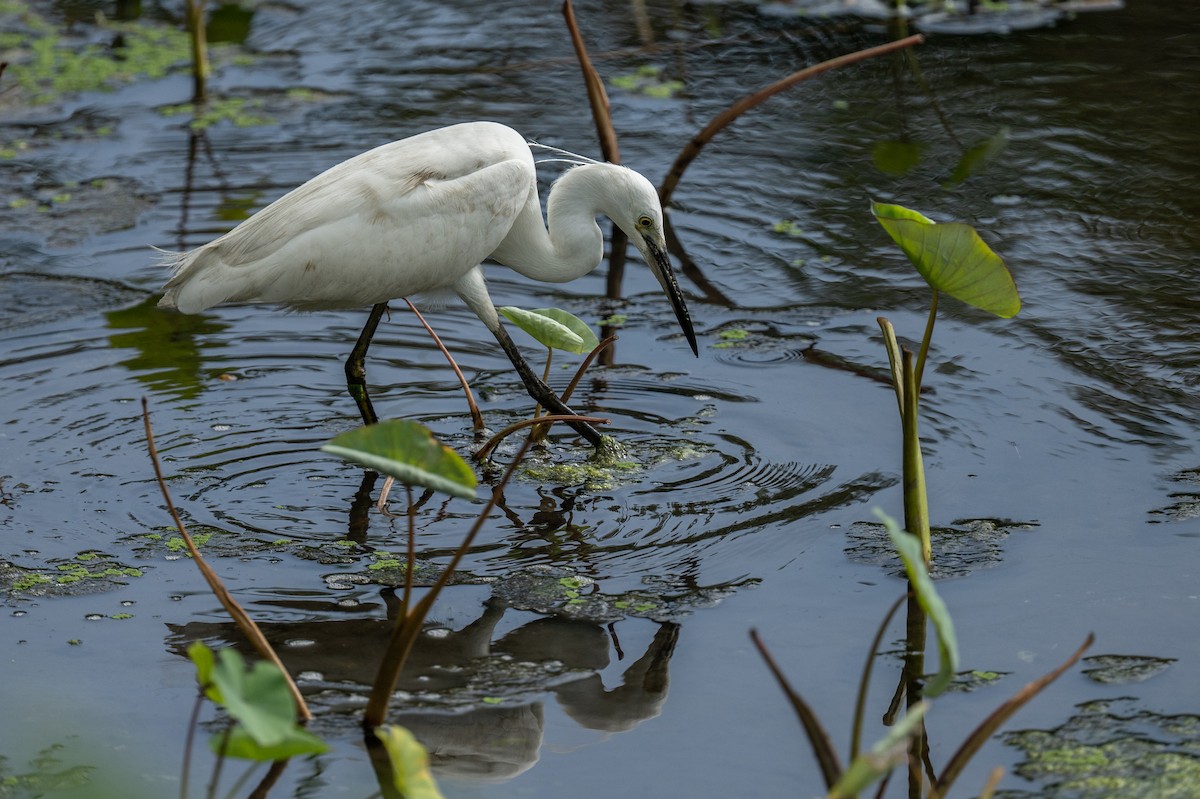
<box><xmin>158</xmin><ymin>121</ymin><xmax>697</xmax><ymax>445</ymax></box>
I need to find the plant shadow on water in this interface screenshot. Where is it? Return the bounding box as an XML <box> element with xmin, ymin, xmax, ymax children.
<box><xmin>2</xmin><ymin>0</ymin><xmax>1200</xmax><ymax>796</ymax></box>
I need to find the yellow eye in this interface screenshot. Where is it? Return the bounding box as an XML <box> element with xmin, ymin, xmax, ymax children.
<box><xmin>636</xmin><ymin>215</ymin><xmax>653</xmax><ymax>229</ymax></box>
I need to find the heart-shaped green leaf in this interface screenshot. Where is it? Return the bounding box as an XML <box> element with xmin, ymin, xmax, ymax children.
<box><xmin>187</xmin><ymin>640</ymin><xmax>221</xmax><ymax>703</ymax></box>
<box><xmin>215</xmin><ymin>724</ymin><xmax>329</xmax><ymax>761</ymax></box>
<box><xmin>877</xmin><ymin>509</ymin><xmax>959</xmax><ymax>698</ymax></box>
<box><xmin>872</xmin><ymin>201</ymin><xmax>1020</xmax><ymax>318</ymax></box>
<box><xmin>210</xmin><ymin>648</ymin><xmax>298</xmax><ymax>747</ymax></box>
<box><xmin>322</xmin><ymin>420</ymin><xmax>476</xmax><ymax>500</ymax></box>
<box><xmin>499</xmin><ymin>307</ymin><xmax>600</xmax><ymax>354</ymax></box>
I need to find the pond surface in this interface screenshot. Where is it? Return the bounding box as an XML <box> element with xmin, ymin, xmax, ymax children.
<box><xmin>1</xmin><ymin>0</ymin><xmax>1198</xmax><ymax>796</ymax></box>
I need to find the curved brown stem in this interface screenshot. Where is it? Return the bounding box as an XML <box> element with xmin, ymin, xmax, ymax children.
<box><xmin>141</xmin><ymin>399</ymin><xmax>312</xmax><ymax>722</ymax></box>
<box><xmin>474</xmin><ymin>414</ymin><xmax>610</xmax><ymax>461</ymax></box>
<box><xmin>659</xmin><ymin>34</ymin><xmax>925</xmax><ymax>208</ymax></box>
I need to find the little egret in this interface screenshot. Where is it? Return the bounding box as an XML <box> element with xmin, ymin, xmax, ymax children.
<box><xmin>157</xmin><ymin>121</ymin><xmax>697</xmax><ymax>445</ymax></box>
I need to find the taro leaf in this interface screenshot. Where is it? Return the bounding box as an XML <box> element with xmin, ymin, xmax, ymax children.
<box><xmin>499</xmin><ymin>307</ymin><xmax>600</xmax><ymax>354</ymax></box>
<box><xmin>217</xmin><ymin>724</ymin><xmax>328</xmax><ymax>760</ymax></box>
<box><xmin>209</xmin><ymin>648</ymin><xmax>297</xmax><ymax>748</ymax></box>
<box><xmin>877</xmin><ymin>509</ymin><xmax>960</xmax><ymax>698</ymax></box>
<box><xmin>376</xmin><ymin>725</ymin><xmax>445</xmax><ymax>799</ymax></box>
<box><xmin>187</xmin><ymin>640</ymin><xmax>220</xmax><ymax>703</ymax></box>
<box><xmin>321</xmin><ymin>420</ymin><xmax>476</xmax><ymax>500</ymax></box>
<box><xmin>872</xmin><ymin>201</ymin><xmax>1020</xmax><ymax>318</ymax></box>
<box><xmin>828</xmin><ymin>701</ymin><xmax>929</xmax><ymax>798</ymax></box>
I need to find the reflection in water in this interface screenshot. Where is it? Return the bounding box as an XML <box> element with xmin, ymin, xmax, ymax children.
<box><xmin>167</xmin><ymin>596</ymin><xmax>680</xmax><ymax>782</ymax></box>
<box><xmin>105</xmin><ymin>296</ymin><xmax>228</xmax><ymax>399</ymax></box>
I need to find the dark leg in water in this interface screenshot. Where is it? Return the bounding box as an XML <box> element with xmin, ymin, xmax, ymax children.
<box><xmin>492</xmin><ymin>324</ymin><xmax>603</xmax><ymax>447</ymax></box>
<box><xmin>345</xmin><ymin>302</ymin><xmax>388</xmax><ymax>425</ymax></box>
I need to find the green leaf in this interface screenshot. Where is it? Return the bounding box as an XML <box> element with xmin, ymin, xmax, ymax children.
<box><xmin>214</xmin><ymin>724</ymin><xmax>328</xmax><ymax>761</ymax></box>
<box><xmin>210</xmin><ymin>649</ymin><xmax>297</xmax><ymax>747</ymax></box>
<box><xmin>187</xmin><ymin>640</ymin><xmax>221</xmax><ymax>703</ymax></box>
<box><xmin>499</xmin><ymin>307</ymin><xmax>600</xmax><ymax>354</ymax></box>
<box><xmin>321</xmin><ymin>420</ymin><xmax>476</xmax><ymax>500</ymax></box>
<box><xmin>877</xmin><ymin>510</ymin><xmax>960</xmax><ymax>697</ymax></box>
<box><xmin>375</xmin><ymin>726</ymin><xmax>445</xmax><ymax>799</ymax></box>
<box><xmin>945</xmin><ymin>127</ymin><xmax>1009</xmax><ymax>186</ymax></box>
<box><xmin>872</xmin><ymin>201</ymin><xmax>1020</xmax><ymax>318</ymax></box>
<box><xmin>828</xmin><ymin>701</ymin><xmax>928</xmax><ymax>798</ymax></box>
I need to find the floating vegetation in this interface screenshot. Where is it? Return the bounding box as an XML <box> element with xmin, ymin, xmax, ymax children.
<box><xmin>490</xmin><ymin>565</ymin><xmax>755</xmax><ymax>623</ymax></box>
<box><xmin>1003</xmin><ymin>698</ymin><xmax>1200</xmax><ymax>798</ymax></box>
<box><xmin>1081</xmin><ymin>654</ymin><xmax>1176</xmax><ymax>685</ymax></box>
<box><xmin>0</xmin><ymin>0</ymin><xmax>191</xmax><ymax>106</ymax></box>
<box><xmin>2</xmin><ymin>552</ymin><xmax>144</xmax><ymax>597</ymax></box>
<box><xmin>609</xmin><ymin>65</ymin><xmax>684</xmax><ymax>98</ymax></box>
<box><xmin>0</xmin><ymin>175</ymin><xmax>155</xmax><ymax>247</ymax></box>
<box><xmin>846</xmin><ymin>518</ymin><xmax>1039</xmax><ymax>578</ymax></box>
<box><xmin>159</xmin><ymin>97</ymin><xmax>275</xmax><ymax>130</ymax></box>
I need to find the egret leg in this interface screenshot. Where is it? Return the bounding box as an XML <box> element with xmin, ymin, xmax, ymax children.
<box><xmin>492</xmin><ymin>324</ymin><xmax>603</xmax><ymax>447</ymax></box>
<box><xmin>345</xmin><ymin>303</ymin><xmax>388</xmax><ymax>426</ymax></box>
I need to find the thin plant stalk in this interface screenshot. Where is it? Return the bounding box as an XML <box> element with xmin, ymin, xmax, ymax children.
<box><xmin>181</xmin><ymin>693</ymin><xmax>205</xmax><ymax>799</ymax></box>
<box><xmin>562</xmin><ymin>0</ymin><xmax>628</xmax><ymax>303</ymax></box>
<box><xmin>474</xmin><ymin>414</ymin><xmax>609</xmax><ymax>461</ymax></box>
<box><xmin>658</xmin><ymin>35</ymin><xmax>925</xmax><ymax>208</ymax></box>
<box><xmin>142</xmin><ymin>399</ymin><xmax>312</xmax><ymax>721</ymax></box>
<box><xmin>750</xmin><ymin>629</ymin><xmax>843</xmax><ymax>789</ymax></box>
<box><xmin>185</xmin><ymin>0</ymin><xmax>209</xmax><ymax>103</ymax></box>
<box><xmin>404</xmin><ymin>299</ymin><xmax>484</xmax><ymax>431</ymax></box>
<box><xmin>914</xmin><ymin>290</ymin><xmax>938</xmax><ymax>391</ymax></box>
<box><xmin>530</xmin><ymin>335</ymin><xmax>615</xmax><ymax>443</ymax></box>
<box><xmin>850</xmin><ymin>593</ymin><xmax>909</xmax><ymax>761</ymax></box>
<box><xmin>977</xmin><ymin>766</ymin><xmax>1005</xmax><ymax>799</ymax></box>
<box><xmin>403</xmin><ymin>485</ymin><xmax>415</xmax><ymax>615</ymax></box>
<box><xmin>363</xmin><ymin>437</ymin><xmax>537</xmax><ymax>729</ymax></box>
<box><xmin>933</xmin><ymin>633</ymin><xmax>1095</xmax><ymax>797</ymax></box>
<box><xmin>901</xmin><ymin>348</ymin><xmax>931</xmax><ymax>564</ymax></box>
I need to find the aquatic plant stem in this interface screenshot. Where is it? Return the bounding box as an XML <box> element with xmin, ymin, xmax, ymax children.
<box><xmin>403</xmin><ymin>299</ymin><xmax>484</xmax><ymax>432</ymax></box>
<box><xmin>750</xmin><ymin>629</ymin><xmax>843</xmax><ymax>789</ymax></box>
<box><xmin>915</xmin><ymin>290</ymin><xmax>938</xmax><ymax>391</ymax></box>
<box><xmin>185</xmin><ymin>0</ymin><xmax>209</xmax><ymax>103</ymax></box>
<box><xmin>363</xmin><ymin>437</ymin><xmax>536</xmax><ymax>729</ymax></box>
<box><xmin>901</xmin><ymin>349</ymin><xmax>932</xmax><ymax>564</ymax></box>
<box><xmin>530</xmin><ymin>335</ymin><xmax>615</xmax><ymax>443</ymax></box>
<box><xmin>658</xmin><ymin>34</ymin><xmax>924</xmax><ymax>209</ymax></box>
<box><xmin>850</xmin><ymin>593</ymin><xmax>909</xmax><ymax>761</ymax></box>
<box><xmin>141</xmin><ymin>399</ymin><xmax>312</xmax><ymax>721</ymax></box>
<box><xmin>181</xmin><ymin>693</ymin><xmax>205</xmax><ymax>799</ymax></box>
<box><xmin>562</xmin><ymin>0</ymin><xmax>628</xmax><ymax>302</ymax></box>
<box><xmin>474</xmin><ymin>414</ymin><xmax>609</xmax><ymax>461</ymax></box>
<box><xmin>934</xmin><ymin>633</ymin><xmax>1095</xmax><ymax>797</ymax></box>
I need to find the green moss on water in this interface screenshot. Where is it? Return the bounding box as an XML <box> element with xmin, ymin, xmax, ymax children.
<box><xmin>111</xmin><ymin>613</ymin><xmax>133</xmax><ymax>620</ymax></box>
<box><xmin>2</xmin><ymin>1</ymin><xmax>192</xmax><ymax>105</ymax></box>
<box><xmin>159</xmin><ymin>97</ymin><xmax>275</xmax><ymax>130</ymax></box>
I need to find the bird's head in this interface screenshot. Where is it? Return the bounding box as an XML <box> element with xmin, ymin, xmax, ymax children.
<box><xmin>605</xmin><ymin>167</ymin><xmax>698</xmax><ymax>357</ymax></box>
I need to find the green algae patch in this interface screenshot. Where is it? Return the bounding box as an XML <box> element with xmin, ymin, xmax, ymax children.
<box><xmin>1081</xmin><ymin>654</ymin><xmax>1176</xmax><ymax>685</ymax></box>
<box><xmin>2</xmin><ymin>552</ymin><xmax>144</xmax><ymax>598</ymax></box>
<box><xmin>159</xmin><ymin>97</ymin><xmax>275</xmax><ymax>130</ymax></box>
<box><xmin>490</xmin><ymin>566</ymin><xmax>756</xmax><ymax>623</ymax></box>
<box><xmin>1003</xmin><ymin>699</ymin><xmax>1200</xmax><ymax>798</ymax></box>
<box><xmin>0</xmin><ymin>0</ymin><xmax>191</xmax><ymax>106</ymax></box>
<box><xmin>518</xmin><ymin>434</ymin><xmax>706</xmax><ymax>492</ymax></box>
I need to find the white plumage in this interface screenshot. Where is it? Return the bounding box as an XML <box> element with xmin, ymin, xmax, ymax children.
<box><xmin>158</xmin><ymin>121</ymin><xmax>697</xmax><ymax>443</ymax></box>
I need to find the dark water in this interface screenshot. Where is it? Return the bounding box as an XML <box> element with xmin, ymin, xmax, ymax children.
<box><xmin>1</xmin><ymin>0</ymin><xmax>1197</xmax><ymax>796</ymax></box>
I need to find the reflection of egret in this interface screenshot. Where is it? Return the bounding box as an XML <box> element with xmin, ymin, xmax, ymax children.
<box><xmin>157</xmin><ymin>121</ymin><xmax>698</xmax><ymax>441</ymax></box>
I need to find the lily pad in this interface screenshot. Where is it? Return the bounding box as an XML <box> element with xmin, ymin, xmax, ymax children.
<box><xmin>322</xmin><ymin>420</ymin><xmax>476</xmax><ymax>500</ymax></box>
